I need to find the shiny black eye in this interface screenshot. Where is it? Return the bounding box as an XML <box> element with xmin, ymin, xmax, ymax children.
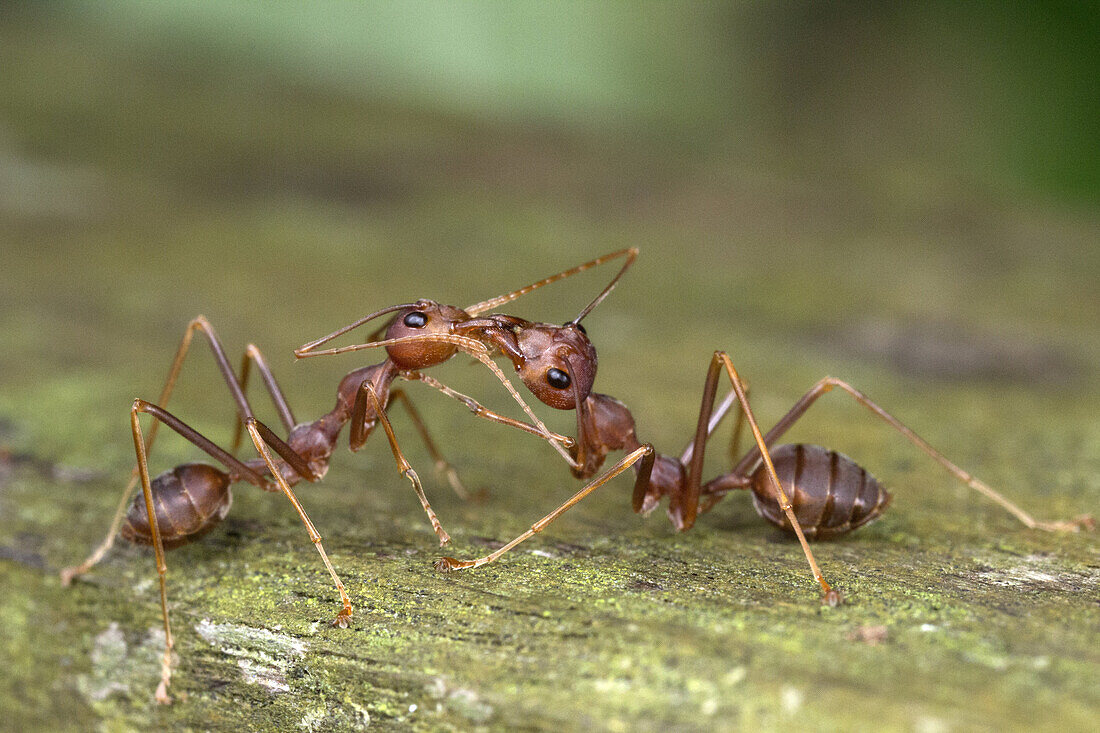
<box><xmin>546</xmin><ymin>368</ymin><xmax>571</xmax><ymax>390</ymax></box>
<box><xmin>403</xmin><ymin>312</ymin><xmax>428</xmax><ymax>328</ymax></box>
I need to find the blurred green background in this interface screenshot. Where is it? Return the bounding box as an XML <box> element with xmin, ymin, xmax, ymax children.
<box><xmin>1</xmin><ymin>2</ymin><xmax>1098</xmax><ymax>731</ymax></box>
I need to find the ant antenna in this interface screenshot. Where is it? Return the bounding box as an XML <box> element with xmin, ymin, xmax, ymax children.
<box><xmin>296</xmin><ymin>303</ymin><xmax>416</xmax><ymax>358</ymax></box>
<box><xmin>466</xmin><ymin>248</ymin><xmax>637</xmax><ymax>318</ymax></box>
<box><xmin>569</xmin><ymin>248</ymin><xmax>636</xmax><ymax>325</ymax></box>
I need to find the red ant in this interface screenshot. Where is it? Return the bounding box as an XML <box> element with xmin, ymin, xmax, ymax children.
<box><xmin>60</xmin><ymin>250</ymin><xmax>636</xmax><ymax>703</ymax></box>
<box><xmin>317</xmin><ymin>256</ymin><xmax>1094</xmax><ymax>607</ymax></box>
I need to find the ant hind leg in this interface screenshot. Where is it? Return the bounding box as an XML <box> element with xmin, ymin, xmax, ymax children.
<box><xmin>727</xmin><ymin>376</ymin><xmax>1095</xmax><ymax>533</ymax></box>
<box><xmin>62</xmin><ymin>317</ymin><xmax>265</xmax><ymax>585</ymax></box>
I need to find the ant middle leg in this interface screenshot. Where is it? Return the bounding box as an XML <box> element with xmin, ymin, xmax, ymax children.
<box><xmin>352</xmin><ymin>382</ymin><xmax>451</xmax><ymax>546</ymax></box>
<box><xmin>244</xmin><ymin>419</ymin><xmax>353</xmax><ymax>628</ymax></box>
<box><xmin>677</xmin><ymin>386</ymin><xmax>748</xmax><ymax>518</ymax></box>
<box><xmin>723</xmin><ymin>377</ymin><xmax>1095</xmax><ymax>533</ymax></box>
<box><xmin>677</xmin><ymin>385</ymin><xmax>750</xmax><ymax>476</ymax></box>
<box><xmin>229</xmin><ymin>343</ymin><xmax>297</xmax><ymax>455</ymax></box>
<box><xmin>387</xmin><ymin>389</ymin><xmax>478</xmax><ymax>502</ymax></box>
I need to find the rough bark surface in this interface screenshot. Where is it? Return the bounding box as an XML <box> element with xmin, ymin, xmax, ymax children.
<box><xmin>1</xmin><ymin>8</ymin><xmax>1097</xmax><ymax>732</ymax></box>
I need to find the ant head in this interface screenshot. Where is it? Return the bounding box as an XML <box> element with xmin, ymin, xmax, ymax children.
<box><xmin>513</xmin><ymin>323</ymin><xmax>597</xmax><ymax>410</ymax></box>
<box><xmin>384</xmin><ymin>300</ymin><xmax>470</xmax><ymax>369</ymax></box>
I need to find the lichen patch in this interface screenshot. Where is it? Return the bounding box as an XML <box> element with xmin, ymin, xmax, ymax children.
<box><xmin>194</xmin><ymin>619</ymin><xmax>308</xmax><ymax>694</ymax></box>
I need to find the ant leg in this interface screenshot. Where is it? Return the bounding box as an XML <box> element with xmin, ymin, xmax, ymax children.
<box><xmin>121</xmin><ymin>399</ymin><xmax>269</xmax><ymax>704</ymax></box>
<box><xmin>245</xmin><ymin>420</ymin><xmax>353</xmax><ymax>627</ymax></box>
<box><xmin>352</xmin><ymin>382</ymin><xmax>451</xmax><ymax>546</ymax></box>
<box><xmin>728</xmin><ymin>386</ymin><xmax>749</xmax><ymax>465</ymax></box>
<box><xmin>677</xmin><ymin>384</ymin><xmax>749</xmax><ymax>467</ymax></box>
<box><xmin>388</xmin><ymin>389</ymin><xmax>477</xmax><ymax>501</ymax></box>
<box><xmin>435</xmin><ymin>445</ymin><xmax>654</xmax><ymax>571</ymax></box>
<box><xmin>128</xmin><ymin>407</ymin><xmax>175</xmax><ymax>704</ymax></box>
<box><xmin>685</xmin><ymin>352</ymin><xmax>839</xmax><ymax>605</ymax></box>
<box><xmin>403</xmin><ymin>372</ymin><xmax>575</xmax><ymax>448</ymax></box>
<box><xmin>727</xmin><ymin>377</ymin><xmax>1095</xmax><ymax>533</ymax></box>
<box><xmin>59</xmin><ymin>474</ymin><xmax>138</xmax><ymax>586</ymax></box>
<box><xmin>245</xmin><ymin>418</ymin><xmax>322</xmax><ymax>482</ymax></box>
<box><xmin>230</xmin><ymin>343</ymin><xmax>296</xmax><ymax>455</ymax></box>
<box><xmin>63</xmin><ymin>316</ymin><xmax>259</xmax><ymax>584</ymax></box>
<box><xmin>680</xmin><ymin>386</ymin><xmax>749</xmax><ymax>518</ymax></box>
<box><xmin>142</xmin><ymin>316</ymin><xmax>258</xmax><ymax>441</ymax></box>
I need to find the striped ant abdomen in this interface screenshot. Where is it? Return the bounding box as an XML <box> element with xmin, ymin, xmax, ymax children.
<box><xmin>121</xmin><ymin>463</ymin><xmax>232</xmax><ymax>550</ymax></box>
<box><xmin>749</xmin><ymin>443</ymin><xmax>891</xmax><ymax>540</ymax></box>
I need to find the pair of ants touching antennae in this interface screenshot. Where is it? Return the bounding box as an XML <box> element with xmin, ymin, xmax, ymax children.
<box><xmin>61</xmin><ymin>249</ymin><xmax>1093</xmax><ymax>703</ymax></box>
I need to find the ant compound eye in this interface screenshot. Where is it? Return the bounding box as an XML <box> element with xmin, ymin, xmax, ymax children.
<box><xmin>403</xmin><ymin>312</ymin><xmax>428</xmax><ymax>328</ymax></box>
<box><xmin>546</xmin><ymin>368</ymin><xmax>571</xmax><ymax>390</ymax></box>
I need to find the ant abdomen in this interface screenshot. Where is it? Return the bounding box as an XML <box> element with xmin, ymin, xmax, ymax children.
<box><xmin>121</xmin><ymin>463</ymin><xmax>233</xmax><ymax>549</ymax></box>
<box><xmin>749</xmin><ymin>443</ymin><xmax>891</xmax><ymax>540</ymax></box>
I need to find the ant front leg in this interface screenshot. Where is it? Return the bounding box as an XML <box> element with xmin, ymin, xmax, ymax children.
<box><xmin>402</xmin><ymin>371</ymin><xmax>576</xmax><ymax>457</ymax></box>
<box><xmin>726</xmin><ymin>377</ymin><xmax>1095</xmax><ymax>533</ymax></box>
<box><xmin>435</xmin><ymin>446</ymin><xmax>655</xmax><ymax>571</ymax></box>
<box><xmin>687</xmin><ymin>352</ymin><xmax>840</xmax><ymax>606</ymax></box>
<box><xmin>300</xmin><ymin>332</ymin><xmax>577</xmax><ymax>466</ymax></box>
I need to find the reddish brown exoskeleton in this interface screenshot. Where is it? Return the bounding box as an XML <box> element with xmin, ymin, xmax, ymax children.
<box><xmin>60</xmin><ymin>249</ymin><xmax>637</xmax><ymax>703</ymax></box>
<box><xmin>422</xmin><ymin>263</ymin><xmax>1095</xmax><ymax>608</ymax></box>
